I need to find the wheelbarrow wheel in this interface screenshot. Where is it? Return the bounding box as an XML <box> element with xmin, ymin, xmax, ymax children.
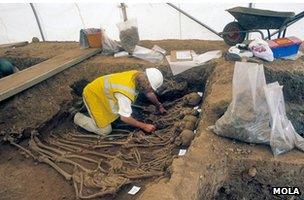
<box><xmin>223</xmin><ymin>22</ymin><xmax>246</xmax><ymax>46</ymax></box>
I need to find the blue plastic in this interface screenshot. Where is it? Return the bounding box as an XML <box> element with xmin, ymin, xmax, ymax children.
<box><xmin>271</xmin><ymin>43</ymin><xmax>301</xmax><ymax>58</ymax></box>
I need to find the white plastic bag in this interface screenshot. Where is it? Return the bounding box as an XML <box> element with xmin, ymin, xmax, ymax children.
<box><xmin>117</xmin><ymin>19</ymin><xmax>139</xmax><ymax>53</ymax></box>
<box><xmin>228</xmin><ymin>45</ymin><xmax>253</xmax><ymax>58</ymax></box>
<box><xmin>264</xmin><ymin>82</ymin><xmax>304</xmax><ymax>155</ymax></box>
<box><xmin>249</xmin><ymin>38</ymin><xmax>274</xmax><ymax>61</ymax></box>
<box><xmin>214</xmin><ymin>62</ymin><xmax>271</xmax><ymax>143</ymax></box>
<box><xmin>132</xmin><ymin>45</ymin><xmax>164</xmax><ymax>63</ymax></box>
<box><xmin>101</xmin><ymin>29</ymin><xmax>122</xmax><ymax>55</ymax></box>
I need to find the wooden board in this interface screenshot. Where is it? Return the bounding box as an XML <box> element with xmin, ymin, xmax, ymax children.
<box><xmin>0</xmin><ymin>48</ymin><xmax>101</xmax><ymax>102</ymax></box>
<box><xmin>0</xmin><ymin>41</ymin><xmax>29</xmax><ymax>48</ymax></box>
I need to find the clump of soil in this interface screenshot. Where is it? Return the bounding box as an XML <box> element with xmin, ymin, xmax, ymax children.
<box><xmin>119</xmin><ymin>26</ymin><xmax>139</xmax><ymax>53</ymax></box>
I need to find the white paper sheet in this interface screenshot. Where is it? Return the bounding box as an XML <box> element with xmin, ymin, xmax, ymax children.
<box><xmin>128</xmin><ymin>186</ymin><xmax>141</xmax><ymax>195</ymax></box>
<box><xmin>178</xmin><ymin>149</ymin><xmax>187</xmax><ymax>156</ymax></box>
<box><xmin>176</xmin><ymin>50</ymin><xmax>192</xmax><ymax>60</ymax></box>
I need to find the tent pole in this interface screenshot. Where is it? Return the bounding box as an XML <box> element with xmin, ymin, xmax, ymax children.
<box><xmin>246</xmin><ymin>3</ymin><xmax>253</xmax><ymax>40</ymax></box>
<box><xmin>29</xmin><ymin>3</ymin><xmax>45</xmax><ymax>41</ymax></box>
<box><xmin>167</xmin><ymin>3</ymin><xmax>222</xmax><ymax>39</ymax></box>
<box><xmin>120</xmin><ymin>3</ymin><xmax>128</xmax><ymax>21</ymax></box>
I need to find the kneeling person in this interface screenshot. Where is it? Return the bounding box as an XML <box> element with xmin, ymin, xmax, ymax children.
<box><xmin>74</xmin><ymin>68</ymin><xmax>166</xmax><ymax>135</ymax></box>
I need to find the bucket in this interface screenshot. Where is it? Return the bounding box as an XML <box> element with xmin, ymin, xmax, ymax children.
<box><xmin>87</xmin><ymin>30</ymin><xmax>102</xmax><ymax>48</ymax></box>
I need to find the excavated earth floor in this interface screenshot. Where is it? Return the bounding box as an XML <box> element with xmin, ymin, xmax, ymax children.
<box><xmin>0</xmin><ymin>40</ymin><xmax>303</xmax><ymax>200</ymax></box>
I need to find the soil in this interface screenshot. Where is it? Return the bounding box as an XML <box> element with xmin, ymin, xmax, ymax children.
<box><xmin>0</xmin><ymin>42</ymin><xmax>78</xmax><ymax>71</ymax></box>
<box><xmin>0</xmin><ymin>40</ymin><xmax>304</xmax><ymax>200</ymax></box>
<box><xmin>0</xmin><ymin>41</ymin><xmax>78</xmax><ymax>59</ymax></box>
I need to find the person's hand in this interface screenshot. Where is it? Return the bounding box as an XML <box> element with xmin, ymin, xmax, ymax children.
<box><xmin>142</xmin><ymin>124</ymin><xmax>156</xmax><ymax>133</ymax></box>
<box><xmin>158</xmin><ymin>104</ymin><xmax>167</xmax><ymax>115</ymax></box>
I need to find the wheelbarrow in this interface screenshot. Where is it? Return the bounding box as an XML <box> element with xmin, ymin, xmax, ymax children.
<box><xmin>220</xmin><ymin>6</ymin><xmax>304</xmax><ymax>46</ymax></box>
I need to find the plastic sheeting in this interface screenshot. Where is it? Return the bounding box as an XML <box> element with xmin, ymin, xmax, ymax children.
<box><xmin>167</xmin><ymin>50</ymin><xmax>222</xmax><ymax>75</ymax></box>
<box><xmin>264</xmin><ymin>82</ymin><xmax>304</xmax><ymax>156</ymax></box>
<box><xmin>214</xmin><ymin>62</ymin><xmax>271</xmax><ymax>144</ymax></box>
<box><xmin>0</xmin><ymin>3</ymin><xmax>304</xmax><ymax>44</ymax></box>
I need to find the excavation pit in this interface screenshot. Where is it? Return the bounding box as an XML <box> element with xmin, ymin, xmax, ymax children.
<box><xmin>1</xmin><ymin>41</ymin><xmax>304</xmax><ymax>200</ymax></box>
<box><xmin>9</xmin><ymin>76</ymin><xmax>206</xmax><ymax>199</ymax></box>
<box><xmin>5</xmin><ymin>56</ymin><xmax>47</xmax><ymax>71</ymax></box>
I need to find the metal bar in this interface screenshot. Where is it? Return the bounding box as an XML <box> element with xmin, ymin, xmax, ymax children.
<box><xmin>286</xmin><ymin>10</ymin><xmax>304</xmax><ymax>24</ymax></box>
<box><xmin>264</xmin><ymin>10</ymin><xmax>304</xmax><ymax>40</ymax></box>
<box><xmin>167</xmin><ymin>3</ymin><xmax>222</xmax><ymax>38</ymax></box>
<box><xmin>75</xmin><ymin>3</ymin><xmax>86</xmax><ymax>29</ymax></box>
<box><xmin>29</xmin><ymin>3</ymin><xmax>45</xmax><ymax>41</ymax></box>
<box><xmin>283</xmin><ymin>28</ymin><xmax>287</xmax><ymax>37</ymax></box>
<box><xmin>246</xmin><ymin>3</ymin><xmax>253</xmax><ymax>40</ymax></box>
<box><xmin>267</xmin><ymin>29</ymin><xmax>271</xmax><ymax>40</ymax></box>
<box><xmin>120</xmin><ymin>3</ymin><xmax>128</xmax><ymax>21</ymax></box>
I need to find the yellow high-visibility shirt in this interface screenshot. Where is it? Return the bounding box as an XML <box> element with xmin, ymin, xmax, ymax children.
<box><xmin>83</xmin><ymin>70</ymin><xmax>138</xmax><ymax>128</ymax></box>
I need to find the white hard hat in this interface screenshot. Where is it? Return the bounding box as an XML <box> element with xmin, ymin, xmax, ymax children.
<box><xmin>145</xmin><ymin>68</ymin><xmax>163</xmax><ymax>91</ymax></box>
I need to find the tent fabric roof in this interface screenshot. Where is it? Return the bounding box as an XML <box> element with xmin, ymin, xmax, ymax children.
<box><xmin>0</xmin><ymin>3</ymin><xmax>303</xmax><ymax>44</ymax></box>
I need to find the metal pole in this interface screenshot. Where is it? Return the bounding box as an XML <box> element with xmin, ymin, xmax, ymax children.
<box><xmin>167</xmin><ymin>3</ymin><xmax>222</xmax><ymax>38</ymax></box>
<box><xmin>178</xmin><ymin>4</ymin><xmax>182</xmax><ymax>39</ymax></box>
<box><xmin>264</xmin><ymin>10</ymin><xmax>304</xmax><ymax>40</ymax></box>
<box><xmin>75</xmin><ymin>3</ymin><xmax>85</xmax><ymax>29</ymax></box>
<box><xmin>30</xmin><ymin>3</ymin><xmax>45</xmax><ymax>41</ymax></box>
<box><xmin>120</xmin><ymin>3</ymin><xmax>128</xmax><ymax>21</ymax></box>
<box><xmin>246</xmin><ymin>3</ymin><xmax>253</xmax><ymax>40</ymax></box>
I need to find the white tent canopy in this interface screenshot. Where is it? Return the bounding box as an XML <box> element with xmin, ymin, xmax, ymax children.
<box><xmin>0</xmin><ymin>3</ymin><xmax>303</xmax><ymax>44</ymax></box>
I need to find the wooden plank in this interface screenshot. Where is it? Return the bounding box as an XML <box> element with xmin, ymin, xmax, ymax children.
<box><xmin>0</xmin><ymin>41</ymin><xmax>29</xmax><ymax>48</ymax></box>
<box><xmin>0</xmin><ymin>48</ymin><xmax>101</xmax><ymax>102</ymax></box>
